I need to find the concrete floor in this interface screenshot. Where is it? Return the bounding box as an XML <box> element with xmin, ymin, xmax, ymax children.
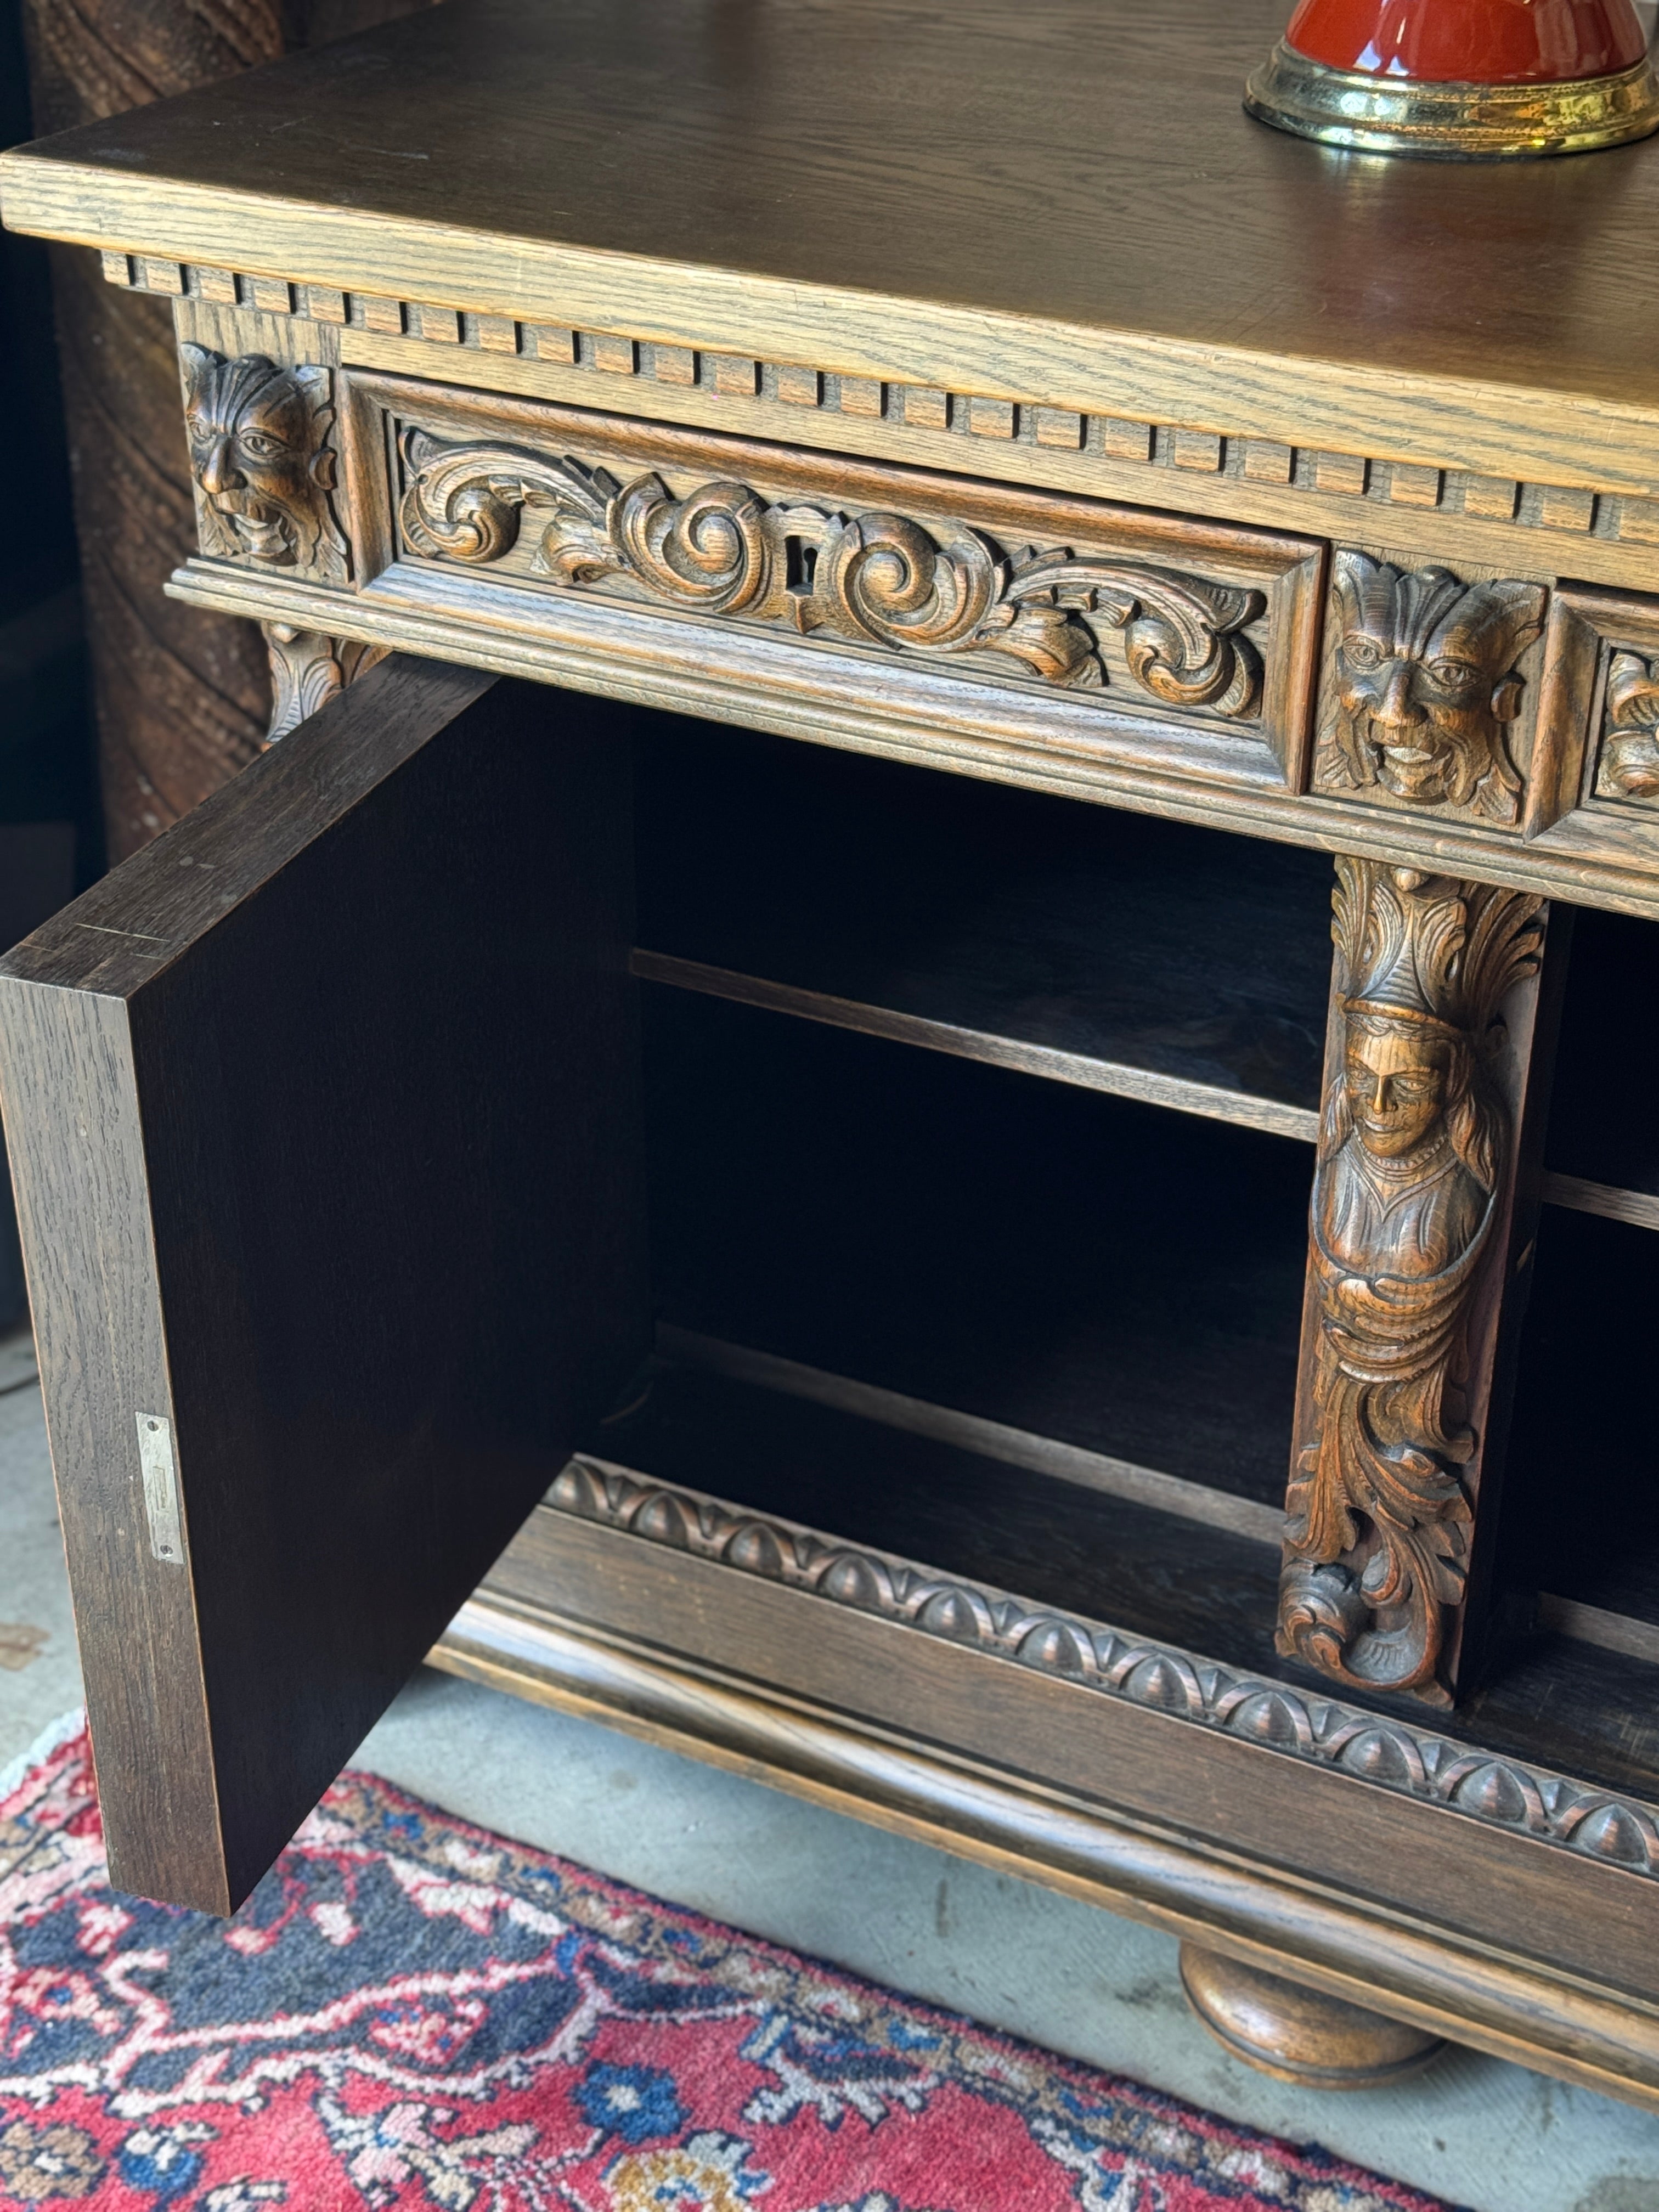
<box><xmin>2</xmin><ymin>1321</ymin><xmax>1655</xmax><ymax>2212</ymax></box>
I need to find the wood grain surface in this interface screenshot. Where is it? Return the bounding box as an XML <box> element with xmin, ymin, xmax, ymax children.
<box><xmin>161</xmin><ymin>544</ymin><xmax>1659</xmax><ymax>925</ymax></box>
<box><xmin>12</xmin><ymin>0</ymin><xmax>1659</xmax><ymax>497</ymax></box>
<box><xmin>314</xmin><ymin>318</ymin><xmax>1659</xmax><ymax>601</ymax></box>
<box><xmin>0</xmin><ymin>657</ymin><xmax>649</xmax><ymax>1910</ymax></box>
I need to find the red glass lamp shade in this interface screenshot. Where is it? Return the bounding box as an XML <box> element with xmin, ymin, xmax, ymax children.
<box><xmin>1246</xmin><ymin>0</ymin><xmax>1659</xmax><ymax>154</ymax></box>
<box><xmin>1284</xmin><ymin>0</ymin><xmax>1647</xmax><ymax>84</ymax></box>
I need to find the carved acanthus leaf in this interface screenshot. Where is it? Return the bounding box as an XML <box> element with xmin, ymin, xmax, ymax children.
<box><xmin>545</xmin><ymin>1455</ymin><xmax>1659</xmax><ymax>1880</ymax></box>
<box><xmin>1598</xmin><ymin>648</ymin><xmax>1659</xmax><ymax>799</ymax></box>
<box><xmin>397</xmin><ymin>428</ymin><xmax>1266</xmax><ymax>717</ymax></box>
<box><xmin>1279</xmin><ymin>858</ymin><xmax>1543</xmax><ymax>1700</ymax></box>
<box><xmin>262</xmin><ymin>624</ymin><xmax>386</xmax><ymax>743</ymax></box>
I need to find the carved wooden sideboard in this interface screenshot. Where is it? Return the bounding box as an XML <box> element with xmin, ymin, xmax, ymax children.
<box><xmin>8</xmin><ymin>0</ymin><xmax>1659</xmax><ymax>2107</ymax></box>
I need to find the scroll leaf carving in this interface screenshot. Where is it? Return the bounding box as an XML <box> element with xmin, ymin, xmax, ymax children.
<box><xmin>547</xmin><ymin>1456</ymin><xmax>1659</xmax><ymax>1880</ymax></box>
<box><xmin>181</xmin><ymin>348</ymin><xmax>350</xmax><ymax>585</ymax></box>
<box><xmin>1599</xmin><ymin>648</ymin><xmax>1659</xmax><ymax>798</ymax></box>
<box><xmin>1319</xmin><ymin>551</ymin><xmax>1547</xmax><ymax>823</ymax></box>
<box><xmin>397</xmin><ymin>429</ymin><xmax>1266</xmax><ymax>717</ymax></box>
<box><xmin>1279</xmin><ymin>858</ymin><xmax>1544</xmax><ymax>1700</ymax></box>
<box><xmin>262</xmin><ymin>624</ymin><xmax>387</xmax><ymax>743</ymax></box>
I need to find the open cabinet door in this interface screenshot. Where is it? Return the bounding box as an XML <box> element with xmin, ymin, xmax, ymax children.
<box><xmin>0</xmin><ymin>657</ymin><xmax>648</xmax><ymax>1914</ymax></box>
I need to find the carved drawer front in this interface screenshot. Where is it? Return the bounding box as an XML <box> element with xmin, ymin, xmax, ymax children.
<box><xmin>309</xmin><ymin>370</ymin><xmax>1326</xmax><ymax>787</ymax></box>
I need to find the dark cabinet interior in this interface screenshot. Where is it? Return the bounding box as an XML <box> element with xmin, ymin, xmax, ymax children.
<box><xmin>1508</xmin><ymin>1210</ymin><xmax>1658</xmax><ymax>1632</ymax></box>
<box><xmin>1543</xmin><ymin>905</ymin><xmax>1659</xmax><ymax>1207</ymax></box>
<box><xmin>633</xmin><ymin>719</ymin><xmax>1336</xmax><ymax>1121</ymax></box>
<box><xmin>644</xmin><ymin>999</ymin><xmax>1310</xmax><ymax>1506</ymax></box>
<box><xmin>591</xmin><ymin>704</ymin><xmax>1659</xmax><ymax>1811</ymax></box>
<box><xmin>634</xmin><ymin>716</ymin><xmax>1324</xmax><ymax>1513</ymax></box>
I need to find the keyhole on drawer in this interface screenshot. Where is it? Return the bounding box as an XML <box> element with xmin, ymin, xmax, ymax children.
<box><xmin>785</xmin><ymin>535</ymin><xmax>817</xmax><ymax>596</ymax></box>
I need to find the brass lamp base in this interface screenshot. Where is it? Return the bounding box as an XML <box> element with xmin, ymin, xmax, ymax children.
<box><xmin>1245</xmin><ymin>41</ymin><xmax>1659</xmax><ymax>159</ymax></box>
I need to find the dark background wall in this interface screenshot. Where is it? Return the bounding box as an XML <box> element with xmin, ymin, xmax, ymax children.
<box><xmin>0</xmin><ymin>0</ymin><xmax>437</xmax><ymax>1328</ymax></box>
<box><xmin>0</xmin><ymin>0</ymin><xmax>98</xmax><ymax>1328</ymax></box>
<box><xmin>0</xmin><ymin>0</ymin><xmax>98</xmax><ymax>872</ymax></box>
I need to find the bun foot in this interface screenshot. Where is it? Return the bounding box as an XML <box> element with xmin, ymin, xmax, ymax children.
<box><xmin>1178</xmin><ymin>1943</ymin><xmax>1447</xmax><ymax>2090</ymax></box>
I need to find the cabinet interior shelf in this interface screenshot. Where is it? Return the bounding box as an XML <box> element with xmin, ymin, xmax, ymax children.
<box><xmin>576</xmin><ymin>1336</ymin><xmax>1659</xmax><ymax>1812</ymax></box>
<box><xmin>655</xmin><ymin>1324</ymin><xmax>1659</xmax><ymax>1673</ymax></box>
<box><xmin>630</xmin><ymin>950</ymin><xmax>1319</xmax><ymax>1142</ymax></box>
<box><xmin>634</xmin><ymin>714</ymin><xmax>1659</xmax><ymax>1234</ymax></box>
<box><xmin>631</xmin><ymin>949</ymin><xmax>1659</xmax><ymax>1232</ymax></box>
<box><xmin>657</xmin><ymin>1323</ymin><xmax>1286</xmax><ymax>1546</ymax></box>
<box><xmin>1537</xmin><ymin>1173</ymin><xmax>1659</xmax><ymax>1234</ymax></box>
<box><xmin>636</xmin><ymin>710</ymin><xmax>1334</xmax><ymax>1128</ymax></box>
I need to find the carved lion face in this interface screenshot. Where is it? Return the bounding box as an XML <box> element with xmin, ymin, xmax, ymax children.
<box><xmin>180</xmin><ymin>347</ymin><xmax>347</xmax><ymax>582</ymax></box>
<box><xmin>1329</xmin><ymin>554</ymin><xmax>1545</xmax><ymax>821</ymax></box>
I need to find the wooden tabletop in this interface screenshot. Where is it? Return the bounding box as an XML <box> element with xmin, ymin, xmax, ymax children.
<box><xmin>6</xmin><ymin>0</ymin><xmax>1659</xmax><ymax>492</ymax></box>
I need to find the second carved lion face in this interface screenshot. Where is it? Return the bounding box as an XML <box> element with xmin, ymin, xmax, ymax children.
<box><xmin>1325</xmin><ymin>551</ymin><xmax>1546</xmax><ymax>822</ymax></box>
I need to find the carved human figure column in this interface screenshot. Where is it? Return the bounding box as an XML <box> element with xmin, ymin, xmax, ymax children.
<box><xmin>1279</xmin><ymin>856</ymin><xmax>1550</xmax><ymax>1705</ymax></box>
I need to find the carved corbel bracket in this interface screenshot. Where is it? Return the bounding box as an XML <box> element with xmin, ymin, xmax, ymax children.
<box><xmin>1316</xmin><ymin>551</ymin><xmax>1547</xmax><ymax>826</ymax></box>
<box><xmin>262</xmin><ymin>624</ymin><xmax>386</xmax><ymax>743</ymax></box>
<box><xmin>396</xmin><ymin>428</ymin><xmax>1267</xmax><ymax>718</ymax></box>
<box><xmin>182</xmin><ymin>347</ymin><xmax>351</xmax><ymax>586</ymax></box>
<box><xmin>1279</xmin><ymin>856</ymin><xmax>1546</xmax><ymax>1703</ymax></box>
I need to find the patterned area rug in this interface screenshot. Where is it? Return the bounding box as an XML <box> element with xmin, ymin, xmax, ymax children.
<box><xmin>0</xmin><ymin>1713</ymin><xmax>1457</xmax><ymax>2211</ymax></box>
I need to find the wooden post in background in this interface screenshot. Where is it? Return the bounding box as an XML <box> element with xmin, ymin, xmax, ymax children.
<box><xmin>19</xmin><ymin>0</ymin><xmax>435</xmax><ymax>864</ymax></box>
